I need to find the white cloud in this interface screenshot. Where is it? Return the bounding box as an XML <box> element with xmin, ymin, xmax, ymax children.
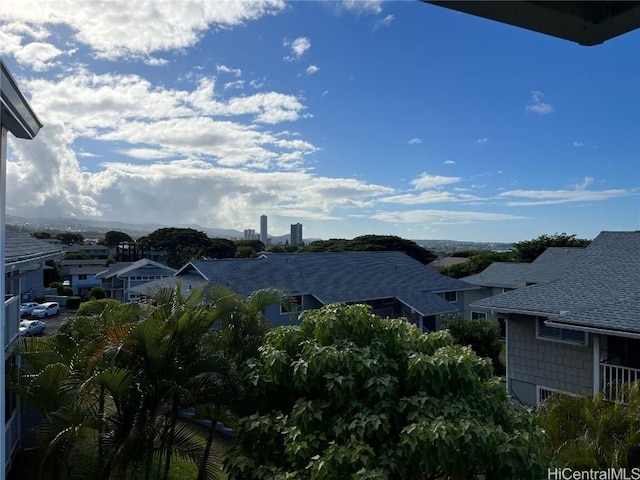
<box><xmin>144</xmin><ymin>56</ymin><xmax>168</xmax><ymax>66</ymax></box>
<box><xmin>249</xmin><ymin>78</ymin><xmax>265</xmax><ymax>89</ymax></box>
<box><xmin>526</xmin><ymin>91</ymin><xmax>554</xmax><ymax>115</ymax></box>
<box><xmin>306</xmin><ymin>65</ymin><xmax>320</xmax><ymax>75</ymax></box>
<box><xmin>410</xmin><ymin>172</ymin><xmax>461</xmax><ymax>190</ymax></box>
<box><xmin>13</xmin><ymin>41</ymin><xmax>63</xmax><ymax>71</ymax></box>
<box><xmin>217</xmin><ymin>64</ymin><xmax>242</xmax><ymax>77</ymax></box>
<box><xmin>407</xmin><ymin>138</ymin><xmax>422</xmax><ymax>145</ymax></box>
<box><xmin>380</xmin><ymin>191</ymin><xmax>481</xmax><ymax>205</ymax></box>
<box><xmin>475</xmin><ymin>137</ymin><xmax>489</xmax><ymax>144</ymax></box>
<box><xmin>223</xmin><ymin>80</ymin><xmax>245</xmax><ymax>90</ymax></box>
<box><xmin>340</xmin><ymin>0</ymin><xmax>385</xmax><ymax>15</ymax></box>
<box><xmin>573</xmin><ymin>141</ymin><xmax>585</xmax><ymax>147</ymax></box>
<box><xmin>375</xmin><ymin>14</ymin><xmax>394</xmax><ymax>28</ymax></box>
<box><xmin>283</xmin><ymin>36</ymin><xmax>311</xmax><ymax>61</ymax></box>
<box><xmin>499</xmin><ymin>186</ymin><xmax>637</xmax><ymax>206</ymax></box>
<box><xmin>370</xmin><ymin>209</ymin><xmax>526</xmax><ymax>225</ymax></box>
<box><xmin>0</xmin><ymin>0</ymin><xmax>287</xmax><ymax>60</ymax></box>
<box><xmin>444</xmin><ymin>160</ymin><xmax>456</xmax><ymax>165</ymax></box>
<box><xmin>118</xmin><ymin>148</ymin><xmax>176</xmax><ymax>160</ymax></box>
<box><xmin>573</xmin><ymin>176</ymin><xmax>594</xmax><ymax>190</ymax></box>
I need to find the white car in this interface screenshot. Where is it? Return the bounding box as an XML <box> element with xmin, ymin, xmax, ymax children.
<box><xmin>20</xmin><ymin>302</ymin><xmax>40</xmax><ymax>317</ymax></box>
<box><xmin>31</xmin><ymin>302</ymin><xmax>60</xmax><ymax>318</ymax></box>
<box><xmin>19</xmin><ymin>320</ymin><xmax>46</xmax><ymax>337</ymax></box>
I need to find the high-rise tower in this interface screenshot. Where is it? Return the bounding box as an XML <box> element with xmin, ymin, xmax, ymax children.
<box><xmin>260</xmin><ymin>215</ymin><xmax>268</xmax><ymax>246</ymax></box>
<box><xmin>290</xmin><ymin>223</ymin><xmax>303</xmax><ymax>246</ymax></box>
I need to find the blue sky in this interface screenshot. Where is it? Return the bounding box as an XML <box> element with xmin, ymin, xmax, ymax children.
<box><xmin>1</xmin><ymin>0</ymin><xmax>638</xmax><ymax>242</ymax></box>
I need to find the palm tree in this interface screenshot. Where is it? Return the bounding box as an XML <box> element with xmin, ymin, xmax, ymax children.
<box><xmin>15</xmin><ymin>284</ymin><xmax>290</xmax><ymax>480</ymax></box>
<box><xmin>538</xmin><ymin>383</ymin><xmax>640</xmax><ymax>468</ymax></box>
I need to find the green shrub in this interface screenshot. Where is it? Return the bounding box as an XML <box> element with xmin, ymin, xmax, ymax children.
<box><xmin>88</xmin><ymin>287</ymin><xmax>107</xmax><ymax>300</ymax></box>
<box><xmin>66</xmin><ymin>296</ymin><xmax>82</xmax><ymax>309</ymax></box>
<box><xmin>63</xmin><ymin>287</ymin><xmax>74</xmax><ymax>297</ymax></box>
<box><xmin>441</xmin><ymin>314</ymin><xmax>505</xmax><ymax>375</ymax></box>
<box><xmin>76</xmin><ymin>299</ymin><xmax>122</xmax><ymax>317</ymax></box>
<box><xmin>50</xmin><ymin>282</ymin><xmax>64</xmax><ymax>295</ymax></box>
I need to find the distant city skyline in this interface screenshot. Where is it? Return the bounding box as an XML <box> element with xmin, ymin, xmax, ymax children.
<box><xmin>1</xmin><ymin>1</ymin><xmax>638</xmax><ymax>242</ymax></box>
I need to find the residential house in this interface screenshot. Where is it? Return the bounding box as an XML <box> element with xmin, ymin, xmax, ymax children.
<box><xmin>63</xmin><ymin>243</ymin><xmax>110</xmax><ymax>259</ymax></box>
<box><xmin>60</xmin><ymin>259</ymin><xmax>106</xmax><ymax>297</ymax></box>
<box><xmin>4</xmin><ymin>232</ymin><xmax>62</xmax><ymax>471</ymax></box>
<box><xmin>95</xmin><ymin>258</ymin><xmax>176</xmax><ymax>302</ymax></box>
<box><xmin>471</xmin><ymin>231</ymin><xmax>640</xmax><ymax>407</ymax></box>
<box><xmin>130</xmin><ymin>251</ymin><xmax>478</xmax><ymax>330</ymax></box>
<box><xmin>462</xmin><ymin>247</ymin><xmax>585</xmax><ymax>321</ymax></box>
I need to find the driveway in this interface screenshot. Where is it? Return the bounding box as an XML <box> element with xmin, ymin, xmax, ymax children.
<box><xmin>41</xmin><ymin>309</ymin><xmax>76</xmax><ymax>336</ymax></box>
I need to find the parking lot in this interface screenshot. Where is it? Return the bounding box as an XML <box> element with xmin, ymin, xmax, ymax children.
<box><xmin>24</xmin><ymin>309</ymin><xmax>77</xmax><ymax>336</ymax></box>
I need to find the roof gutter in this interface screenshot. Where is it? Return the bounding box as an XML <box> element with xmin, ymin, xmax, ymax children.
<box><xmin>468</xmin><ymin>305</ymin><xmax>558</xmax><ymax>317</ymax></box>
<box><xmin>544</xmin><ymin>320</ymin><xmax>640</xmax><ymax>340</ymax></box>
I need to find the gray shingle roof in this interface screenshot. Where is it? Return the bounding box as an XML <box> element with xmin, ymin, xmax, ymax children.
<box><xmin>179</xmin><ymin>251</ymin><xmax>477</xmax><ymax>317</ymax></box>
<box><xmin>95</xmin><ymin>259</ymin><xmax>174</xmax><ymax>279</ymax></box>
<box><xmin>522</xmin><ymin>246</ymin><xmax>586</xmax><ymax>284</ymax></box>
<box><xmin>5</xmin><ymin>231</ymin><xmax>63</xmax><ymax>266</ymax></box>
<box><xmin>462</xmin><ymin>262</ymin><xmax>530</xmax><ymax>288</ymax></box>
<box><xmin>473</xmin><ymin>232</ymin><xmax>640</xmax><ymax>333</ymax></box>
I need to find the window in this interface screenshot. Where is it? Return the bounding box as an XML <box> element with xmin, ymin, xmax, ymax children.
<box><xmin>78</xmin><ymin>274</ymin><xmax>87</xmax><ymax>280</ymax></box>
<box><xmin>443</xmin><ymin>291</ymin><xmax>457</xmax><ymax>302</ymax></box>
<box><xmin>536</xmin><ymin>317</ymin><xmax>586</xmax><ymax>345</ymax></box>
<box><xmin>471</xmin><ymin>311</ymin><xmax>486</xmax><ymax>320</ymax></box>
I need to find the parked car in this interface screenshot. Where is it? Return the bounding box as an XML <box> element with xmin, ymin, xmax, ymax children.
<box><xmin>19</xmin><ymin>320</ymin><xmax>46</xmax><ymax>337</ymax></box>
<box><xmin>31</xmin><ymin>302</ymin><xmax>60</xmax><ymax>318</ymax></box>
<box><xmin>20</xmin><ymin>302</ymin><xmax>40</xmax><ymax>317</ymax></box>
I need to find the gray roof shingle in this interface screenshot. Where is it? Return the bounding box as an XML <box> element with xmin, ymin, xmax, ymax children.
<box><xmin>473</xmin><ymin>231</ymin><xmax>640</xmax><ymax>333</ymax></box>
<box><xmin>5</xmin><ymin>231</ymin><xmax>63</xmax><ymax>266</ymax></box>
<box><xmin>178</xmin><ymin>251</ymin><xmax>477</xmax><ymax>317</ymax></box>
<box><xmin>462</xmin><ymin>262</ymin><xmax>530</xmax><ymax>288</ymax></box>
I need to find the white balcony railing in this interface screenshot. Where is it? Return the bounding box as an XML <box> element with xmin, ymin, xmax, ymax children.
<box><xmin>600</xmin><ymin>363</ymin><xmax>640</xmax><ymax>400</ymax></box>
<box><xmin>4</xmin><ymin>295</ymin><xmax>20</xmax><ymax>347</ymax></box>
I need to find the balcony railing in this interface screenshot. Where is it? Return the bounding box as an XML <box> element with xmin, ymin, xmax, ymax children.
<box><xmin>600</xmin><ymin>362</ymin><xmax>640</xmax><ymax>400</ymax></box>
<box><xmin>4</xmin><ymin>295</ymin><xmax>20</xmax><ymax>347</ymax></box>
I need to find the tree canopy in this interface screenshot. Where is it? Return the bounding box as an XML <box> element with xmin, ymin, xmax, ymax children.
<box><xmin>538</xmin><ymin>386</ymin><xmax>640</xmax><ymax>468</ymax></box>
<box><xmin>301</xmin><ymin>235</ymin><xmax>437</xmax><ymax>264</ymax></box>
<box><xmin>12</xmin><ymin>285</ymin><xmax>288</xmax><ymax>480</ymax></box>
<box><xmin>226</xmin><ymin>303</ymin><xmax>545</xmax><ymax>479</ymax></box>
<box><xmin>439</xmin><ymin>251</ymin><xmax>513</xmax><ymax>278</ymax></box>
<box><xmin>100</xmin><ymin>230</ymin><xmax>133</xmax><ymax>247</ymax></box>
<box><xmin>511</xmin><ymin>233</ymin><xmax>590</xmax><ymax>263</ymax></box>
<box><xmin>138</xmin><ymin>227</ymin><xmax>215</xmax><ymax>268</ymax></box>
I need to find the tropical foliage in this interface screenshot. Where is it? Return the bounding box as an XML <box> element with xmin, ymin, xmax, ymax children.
<box><xmin>226</xmin><ymin>303</ymin><xmax>545</xmax><ymax>479</ymax></box>
<box><xmin>441</xmin><ymin>314</ymin><xmax>505</xmax><ymax>375</ymax></box>
<box><xmin>301</xmin><ymin>235</ymin><xmax>436</xmax><ymax>264</ymax></box>
<box><xmin>511</xmin><ymin>233</ymin><xmax>590</xmax><ymax>263</ymax></box>
<box><xmin>538</xmin><ymin>385</ymin><xmax>640</xmax><ymax>468</ymax></box>
<box><xmin>12</xmin><ymin>285</ymin><xmax>288</xmax><ymax>480</ymax></box>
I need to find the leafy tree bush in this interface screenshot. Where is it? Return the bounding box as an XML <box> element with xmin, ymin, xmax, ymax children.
<box><xmin>88</xmin><ymin>287</ymin><xmax>107</xmax><ymax>300</ymax></box>
<box><xmin>62</xmin><ymin>287</ymin><xmax>74</xmax><ymax>297</ymax></box>
<box><xmin>14</xmin><ymin>286</ymin><xmax>288</xmax><ymax>480</ymax></box>
<box><xmin>66</xmin><ymin>296</ymin><xmax>81</xmax><ymax>309</ymax></box>
<box><xmin>512</xmin><ymin>233</ymin><xmax>590</xmax><ymax>263</ymax></box>
<box><xmin>49</xmin><ymin>282</ymin><xmax>64</xmax><ymax>295</ymax></box>
<box><xmin>138</xmin><ymin>227</ymin><xmax>214</xmax><ymax>268</ymax></box>
<box><xmin>538</xmin><ymin>385</ymin><xmax>640</xmax><ymax>468</ymax></box>
<box><xmin>100</xmin><ymin>230</ymin><xmax>133</xmax><ymax>247</ymax></box>
<box><xmin>441</xmin><ymin>315</ymin><xmax>505</xmax><ymax>375</ymax></box>
<box><xmin>226</xmin><ymin>304</ymin><xmax>544</xmax><ymax>479</ymax></box>
<box><xmin>75</xmin><ymin>298</ymin><xmax>122</xmax><ymax>317</ymax></box>
<box><xmin>301</xmin><ymin>235</ymin><xmax>436</xmax><ymax>264</ymax></box>
<box><xmin>440</xmin><ymin>251</ymin><xmax>513</xmax><ymax>278</ymax></box>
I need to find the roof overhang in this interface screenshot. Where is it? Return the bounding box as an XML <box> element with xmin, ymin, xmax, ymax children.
<box><xmin>545</xmin><ymin>320</ymin><xmax>640</xmax><ymax>339</ymax></box>
<box><xmin>423</xmin><ymin>1</ymin><xmax>640</xmax><ymax>46</ymax></box>
<box><xmin>1</xmin><ymin>58</ymin><xmax>43</xmax><ymax>139</ymax></box>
